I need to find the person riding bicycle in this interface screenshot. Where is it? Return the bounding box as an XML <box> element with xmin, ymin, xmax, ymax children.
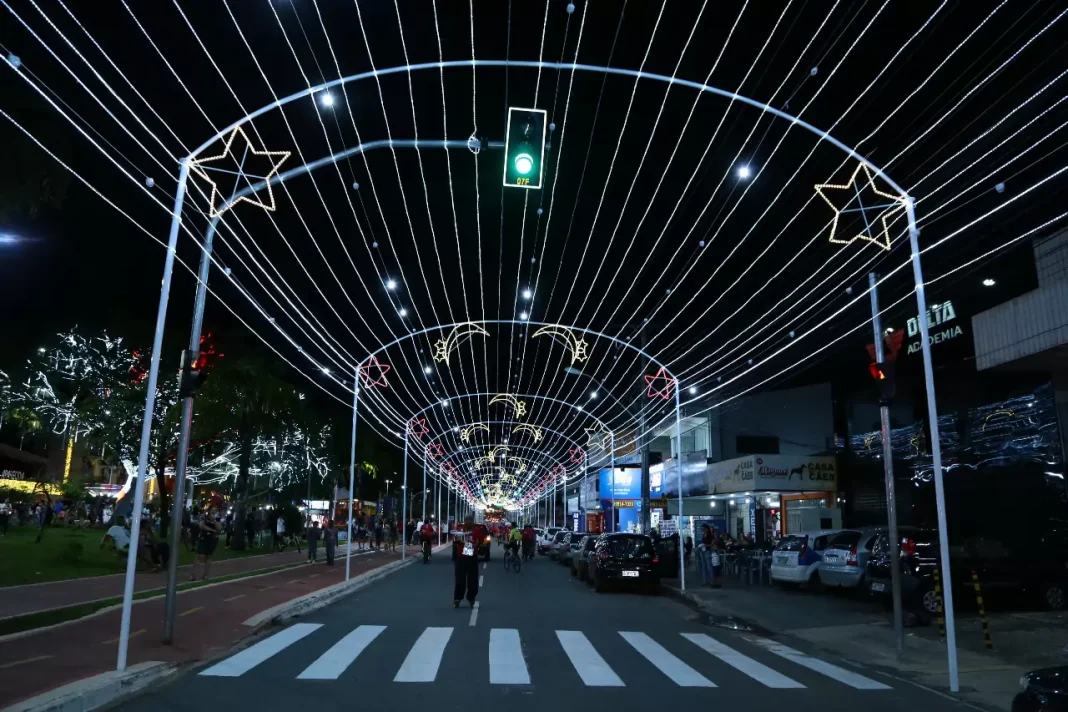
<box><xmin>507</xmin><ymin>523</ymin><xmax>523</xmax><ymax>561</ymax></box>
<box><xmin>419</xmin><ymin>520</ymin><xmax>434</xmax><ymax>559</ymax></box>
<box><xmin>521</xmin><ymin>523</ymin><xmax>536</xmax><ymax>559</ymax></box>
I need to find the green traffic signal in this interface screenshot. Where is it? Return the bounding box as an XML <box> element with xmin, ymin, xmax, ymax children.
<box><xmin>503</xmin><ymin>107</ymin><xmax>547</xmax><ymax>190</ymax></box>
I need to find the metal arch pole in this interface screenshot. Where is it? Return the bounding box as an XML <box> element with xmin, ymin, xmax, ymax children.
<box><xmin>117</xmin><ymin>159</ymin><xmax>191</xmax><ymax>671</ymax></box>
<box><xmin>675</xmin><ymin>384</ymin><xmax>686</xmax><ymax>592</ymax></box>
<box><xmin>402</xmin><ymin>434</ymin><xmax>409</xmax><ymax>560</ymax></box>
<box><xmin>869</xmin><ymin>273</ymin><xmax>904</xmax><ymax>656</ymax></box>
<box><xmin>422</xmin><ymin>455</ymin><xmax>427</xmax><ymax>523</ymax></box>
<box><xmin>905</xmin><ymin>198</ymin><xmax>957</xmax><ymax>692</ymax></box>
<box><xmin>610</xmin><ymin>434</ymin><xmax>616</xmax><ymax>533</ymax></box>
<box><xmin>436</xmin><ymin>469</ymin><xmax>441</xmax><ymax>544</ymax></box>
<box><xmin>345</xmin><ymin>375</ymin><xmax>360</xmax><ymax>582</ymax></box>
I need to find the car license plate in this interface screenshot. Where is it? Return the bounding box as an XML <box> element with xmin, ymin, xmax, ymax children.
<box><xmin>870</xmin><ymin>582</ymin><xmax>886</xmax><ymax>592</ymax></box>
<box><xmin>622</xmin><ymin>570</ymin><xmax>639</xmax><ymax>578</ymax></box>
<box><xmin>775</xmin><ymin>555</ymin><xmax>790</xmax><ymax>565</ymax></box>
<box><xmin>824</xmin><ymin>555</ymin><xmax>838</xmax><ymax>563</ymax></box>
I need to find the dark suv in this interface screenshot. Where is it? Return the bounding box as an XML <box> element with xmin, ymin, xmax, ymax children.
<box><xmin>866</xmin><ymin>528</ymin><xmax>1067</xmax><ymax>614</ymax></box>
<box><xmin>588</xmin><ymin>533</ymin><xmax>660</xmax><ymax>595</ymax></box>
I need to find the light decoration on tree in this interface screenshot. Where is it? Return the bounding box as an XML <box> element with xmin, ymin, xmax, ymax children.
<box><xmin>188</xmin><ymin>127</ymin><xmax>291</xmax><ymax>218</ymax></box>
<box><xmin>460</xmin><ymin>423</ymin><xmax>490</xmax><ymax>443</ymax></box>
<box><xmin>568</xmin><ymin>446</ymin><xmax>586</xmax><ymax>465</ymax></box>
<box><xmin>185</xmin><ymin>424</ymin><xmax>333</xmax><ymax>490</ymax></box>
<box><xmin>431</xmin><ymin>323</ymin><xmax>490</xmax><ymax>365</ymax></box>
<box><xmin>814</xmin><ymin>162</ymin><xmax>908</xmax><ymax>251</ymax></box>
<box><xmin>358</xmin><ymin>355</ymin><xmax>392</xmax><ymax>388</ymax></box>
<box><xmin>407</xmin><ymin>417</ymin><xmax>429</xmax><ymax>440</ymax></box>
<box><xmin>489</xmin><ymin>393</ymin><xmax>527</xmax><ymax>418</ymax></box>
<box><xmin>531</xmin><ymin>325</ymin><xmax>589</xmax><ymax>364</ymax></box>
<box><xmin>511</xmin><ymin>423</ymin><xmax>542</xmax><ymax>442</ymax></box>
<box><xmin>644</xmin><ymin>366</ymin><xmax>677</xmax><ymax>400</ymax></box>
<box><xmin>426</xmin><ymin>442</ymin><xmax>445</xmax><ymax>460</ymax></box>
<box><xmin>585</xmin><ymin>426</ymin><xmax>612</xmax><ymax>449</ymax></box>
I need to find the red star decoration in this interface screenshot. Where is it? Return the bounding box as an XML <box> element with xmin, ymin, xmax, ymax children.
<box><xmin>552</xmin><ymin>463</ymin><xmax>569</xmax><ymax>480</ymax></box>
<box><xmin>441</xmin><ymin>462</ymin><xmax>456</xmax><ymax>476</ymax></box>
<box><xmin>568</xmin><ymin>447</ymin><xmax>586</xmax><ymax>465</ymax></box>
<box><xmin>358</xmin><ymin>355</ymin><xmax>391</xmax><ymax>388</ymax></box>
<box><xmin>426</xmin><ymin>442</ymin><xmax>445</xmax><ymax>460</ymax></box>
<box><xmin>644</xmin><ymin>366</ymin><xmax>677</xmax><ymax>400</ymax></box>
<box><xmin>407</xmin><ymin>418</ymin><xmax>429</xmax><ymax>440</ymax></box>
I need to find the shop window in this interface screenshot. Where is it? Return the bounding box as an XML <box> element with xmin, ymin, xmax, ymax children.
<box><xmin>736</xmin><ymin>435</ymin><xmax>780</xmax><ymax>455</ymax></box>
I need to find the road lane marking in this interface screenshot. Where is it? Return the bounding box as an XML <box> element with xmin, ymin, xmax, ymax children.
<box><xmin>479</xmin><ymin>575</ymin><xmax>484</xmax><ymax>587</ymax></box>
<box><xmin>468</xmin><ymin>600</ymin><xmax>480</xmax><ymax>627</ymax></box>
<box><xmin>179</xmin><ymin>606</ymin><xmax>204</xmax><ymax>617</ymax></box>
<box><xmin>224</xmin><ymin>594</ymin><xmax>246</xmax><ymax>602</ymax></box>
<box><xmin>0</xmin><ymin>655</ymin><xmax>53</xmax><ymax>669</ymax></box>
<box><xmin>394</xmin><ymin>627</ymin><xmax>453</xmax><ymax>682</ymax></box>
<box><xmin>620</xmin><ymin>632</ymin><xmax>714</xmax><ymax>687</ymax></box>
<box><xmin>489</xmin><ymin>628</ymin><xmax>530</xmax><ymax>684</ymax></box>
<box><xmin>102</xmin><ymin>629</ymin><xmax>145</xmax><ymax>645</ymax></box>
<box><xmin>297</xmin><ymin>625</ymin><xmax>385</xmax><ymax>680</ymax></box>
<box><xmin>200</xmin><ymin>623</ymin><xmax>322</xmax><ymax>677</ymax></box>
<box><xmin>259</xmin><ymin>585</ymin><xmax>275</xmax><ymax>591</ymax></box>
<box><xmin>682</xmin><ymin>633</ymin><xmax>803</xmax><ymax>688</ymax></box>
<box><xmin>556</xmin><ymin>630</ymin><xmax>624</xmax><ymax>687</ymax></box>
<box><xmin>747</xmin><ymin>637</ymin><xmax>890</xmax><ymax>690</ymax></box>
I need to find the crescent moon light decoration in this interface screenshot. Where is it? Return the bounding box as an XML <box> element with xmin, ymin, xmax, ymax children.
<box><xmin>431</xmin><ymin>323</ymin><xmax>490</xmax><ymax>365</ymax></box>
<box><xmin>531</xmin><ymin>324</ymin><xmax>589</xmax><ymax>364</ymax></box>
<box><xmin>511</xmin><ymin>423</ymin><xmax>543</xmax><ymax>442</ymax></box>
<box><xmin>489</xmin><ymin>394</ymin><xmax>527</xmax><ymax>418</ymax></box>
<box><xmin>460</xmin><ymin>423</ymin><xmax>490</xmax><ymax>443</ymax></box>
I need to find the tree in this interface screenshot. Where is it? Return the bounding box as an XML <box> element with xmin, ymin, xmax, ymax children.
<box><xmin>0</xmin><ymin>90</ymin><xmax>73</xmax><ymax>221</ymax></box>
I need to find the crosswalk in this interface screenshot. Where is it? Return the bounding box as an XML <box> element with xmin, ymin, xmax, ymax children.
<box><xmin>199</xmin><ymin>625</ymin><xmax>890</xmax><ymax>691</ymax></box>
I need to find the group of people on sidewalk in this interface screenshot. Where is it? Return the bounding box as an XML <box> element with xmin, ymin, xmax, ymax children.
<box><xmin>303</xmin><ymin>520</ymin><xmax>339</xmax><ymax>565</ymax></box>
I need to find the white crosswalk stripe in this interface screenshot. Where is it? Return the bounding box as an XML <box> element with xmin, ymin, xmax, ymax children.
<box><xmin>297</xmin><ymin>625</ymin><xmax>385</xmax><ymax>680</ymax></box>
<box><xmin>556</xmin><ymin>630</ymin><xmax>625</xmax><ymax>687</ymax></box>
<box><xmin>200</xmin><ymin>623</ymin><xmax>322</xmax><ymax>677</ymax></box>
<box><xmin>620</xmin><ymin>632</ymin><xmax>715</xmax><ymax>687</ymax></box>
<box><xmin>394</xmin><ymin>627</ymin><xmax>454</xmax><ymax>682</ymax></box>
<box><xmin>681</xmin><ymin>633</ymin><xmax>804</xmax><ymax>688</ymax></box>
<box><xmin>489</xmin><ymin>628</ymin><xmax>530</xmax><ymax>684</ymax></box>
<box><xmin>747</xmin><ymin>637</ymin><xmax>891</xmax><ymax>690</ymax></box>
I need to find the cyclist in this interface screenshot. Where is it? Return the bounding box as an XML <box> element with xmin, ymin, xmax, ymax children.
<box><xmin>419</xmin><ymin>519</ymin><xmax>435</xmax><ymax>561</ymax></box>
<box><xmin>521</xmin><ymin>522</ymin><xmax>536</xmax><ymax>560</ymax></box>
<box><xmin>507</xmin><ymin>523</ymin><xmax>523</xmax><ymax>564</ymax></box>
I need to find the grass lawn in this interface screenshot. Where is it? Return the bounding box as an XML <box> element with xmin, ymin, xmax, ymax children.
<box><xmin>0</xmin><ymin>523</ymin><xmax>267</xmax><ymax>587</ymax></box>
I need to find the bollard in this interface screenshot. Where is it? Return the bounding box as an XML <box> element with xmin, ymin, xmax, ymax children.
<box><xmin>933</xmin><ymin>567</ymin><xmax>946</xmax><ymax>639</ymax></box>
<box><xmin>971</xmin><ymin>570</ymin><xmax>993</xmax><ymax>650</ymax></box>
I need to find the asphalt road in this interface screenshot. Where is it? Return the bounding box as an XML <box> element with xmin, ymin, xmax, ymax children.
<box><xmin>116</xmin><ymin>545</ymin><xmax>964</xmax><ymax>711</ymax></box>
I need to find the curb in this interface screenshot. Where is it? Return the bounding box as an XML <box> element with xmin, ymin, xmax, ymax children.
<box><xmin>1</xmin><ymin>662</ymin><xmax>178</xmax><ymax>712</ymax></box>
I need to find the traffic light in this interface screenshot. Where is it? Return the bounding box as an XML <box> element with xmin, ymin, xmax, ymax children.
<box><xmin>868</xmin><ymin>361</ymin><xmax>896</xmax><ymax>404</ymax></box>
<box><xmin>502</xmin><ymin>107</ymin><xmax>547</xmax><ymax>190</ymax></box>
<box><xmin>177</xmin><ymin>348</ymin><xmax>208</xmax><ymax>398</ymax></box>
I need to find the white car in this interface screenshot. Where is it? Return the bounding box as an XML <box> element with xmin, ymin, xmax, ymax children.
<box><xmin>769</xmin><ymin>530</ymin><xmax>839</xmax><ymax>588</ymax></box>
<box><xmin>538</xmin><ymin>526</ymin><xmax>563</xmax><ymax>554</ymax></box>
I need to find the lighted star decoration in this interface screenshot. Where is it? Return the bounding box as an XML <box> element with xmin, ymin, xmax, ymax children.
<box><xmin>531</xmin><ymin>325</ymin><xmax>589</xmax><ymax>364</ymax></box>
<box><xmin>489</xmin><ymin>394</ymin><xmax>527</xmax><ymax>418</ymax></box>
<box><xmin>644</xmin><ymin>366</ymin><xmax>677</xmax><ymax>400</ymax></box>
<box><xmin>357</xmin><ymin>355</ymin><xmax>391</xmax><ymax>388</ymax></box>
<box><xmin>815</xmin><ymin>162</ymin><xmax>908</xmax><ymax>251</ymax></box>
<box><xmin>431</xmin><ymin>323</ymin><xmax>490</xmax><ymax>365</ymax></box>
<box><xmin>568</xmin><ymin>446</ymin><xmax>586</xmax><ymax>465</ymax></box>
<box><xmin>460</xmin><ymin>423</ymin><xmax>490</xmax><ymax>443</ymax></box>
<box><xmin>511</xmin><ymin>424</ymin><xmax>542</xmax><ymax>442</ymax></box>
<box><xmin>425</xmin><ymin>442</ymin><xmax>444</xmax><ymax>460</ymax></box>
<box><xmin>585</xmin><ymin>426</ymin><xmax>612</xmax><ymax>449</ymax></box>
<box><xmin>188</xmin><ymin>127</ymin><xmax>291</xmax><ymax>218</ymax></box>
<box><xmin>407</xmin><ymin>418</ymin><xmax>429</xmax><ymax>440</ymax></box>
<box><xmin>552</xmin><ymin>464</ymin><xmax>568</xmax><ymax>481</ymax></box>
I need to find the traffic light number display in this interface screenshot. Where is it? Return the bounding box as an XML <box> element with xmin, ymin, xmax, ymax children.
<box><xmin>503</xmin><ymin>107</ymin><xmax>546</xmax><ymax>190</ymax></box>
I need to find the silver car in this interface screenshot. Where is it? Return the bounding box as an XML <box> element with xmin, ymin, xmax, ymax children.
<box><xmin>819</xmin><ymin>528</ymin><xmax>883</xmax><ymax>588</ymax></box>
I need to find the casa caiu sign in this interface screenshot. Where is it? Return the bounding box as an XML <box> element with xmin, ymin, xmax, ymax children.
<box><xmin>905</xmin><ymin>301</ymin><xmax>963</xmax><ymax>354</ymax></box>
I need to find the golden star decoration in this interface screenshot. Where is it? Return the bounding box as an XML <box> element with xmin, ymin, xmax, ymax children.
<box><xmin>189</xmin><ymin>127</ymin><xmax>290</xmax><ymax>218</ymax></box>
<box><xmin>815</xmin><ymin>162</ymin><xmax>907</xmax><ymax>251</ymax></box>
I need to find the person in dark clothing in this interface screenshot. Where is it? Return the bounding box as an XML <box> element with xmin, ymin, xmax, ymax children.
<box><xmin>307</xmin><ymin>521</ymin><xmax>321</xmax><ymax>562</ymax></box>
<box><xmin>452</xmin><ymin>516</ymin><xmax>485</xmax><ymax>608</ymax></box>
<box><xmin>324</xmin><ymin>520</ymin><xmax>337</xmax><ymax>565</ymax></box>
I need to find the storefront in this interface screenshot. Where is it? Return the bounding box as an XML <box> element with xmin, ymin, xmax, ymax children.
<box><xmin>579</xmin><ymin>466</ymin><xmax>643</xmax><ymax>533</ymax></box>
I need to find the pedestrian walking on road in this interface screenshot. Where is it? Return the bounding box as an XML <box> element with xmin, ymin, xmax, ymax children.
<box><xmin>191</xmin><ymin>508</ymin><xmax>221</xmax><ymax>581</ymax></box>
<box><xmin>324</xmin><ymin>520</ymin><xmax>337</xmax><ymax>565</ymax></box>
<box><xmin>452</xmin><ymin>516</ymin><xmax>485</xmax><ymax>608</ymax></box>
<box><xmin>374</xmin><ymin>519</ymin><xmax>384</xmax><ymax>550</ymax></box>
<box><xmin>307</xmin><ymin>521</ymin><xmax>321</xmax><ymax>562</ymax></box>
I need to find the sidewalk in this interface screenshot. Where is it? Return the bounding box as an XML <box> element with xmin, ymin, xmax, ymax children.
<box><xmin>0</xmin><ymin>547</ymin><xmax>313</xmax><ymax>620</ymax></box>
<box><xmin>0</xmin><ymin>546</ymin><xmax>426</xmax><ymax>708</ymax></box>
<box><xmin>664</xmin><ymin>575</ymin><xmax>1068</xmax><ymax>711</ymax></box>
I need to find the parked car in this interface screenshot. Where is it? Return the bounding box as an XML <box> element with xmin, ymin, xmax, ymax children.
<box><xmin>588</xmin><ymin>533</ymin><xmax>661</xmax><ymax>594</ymax></box>
<box><xmin>538</xmin><ymin>527</ymin><xmax>562</xmax><ymax>554</ymax></box>
<box><xmin>1013</xmin><ymin>665</ymin><xmax>1068</xmax><ymax>711</ymax></box>
<box><xmin>571</xmin><ymin>535</ymin><xmax>598</xmax><ymax>580</ymax></box>
<box><xmin>866</xmin><ymin>528</ymin><xmax>1068</xmax><ymax>614</ymax></box>
<box><xmin>769</xmin><ymin>530</ymin><xmax>838</xmax><ymax>588</ymax></box>
<box><xmin>549</xmin><ymin>530</ymin><xmax>570</xmax><ymax>560</ymax></box>
<box><xmin>558</xmin><ymin>532</ymin><xmax>578</xmax><ymax>565</ymax></box>
<box><xmin>819</xmin><ymin>528</ymin><xmax>883</xmax><ymax>589</ymax></box>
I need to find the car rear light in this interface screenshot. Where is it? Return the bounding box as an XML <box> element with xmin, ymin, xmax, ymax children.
<box><xmin>847</xmin><ymin>543</ymin><xmax>858</xmax><ymax>566</ymax></box>
<box><xmin>652</xmin><ymin>555</ymin><xmax>659</xmax><ymax>564</ymax></box>
<box><xmin>900</xmin><ymin>537</ymin><xmax>916</xmax><ymax>556</ymax></box>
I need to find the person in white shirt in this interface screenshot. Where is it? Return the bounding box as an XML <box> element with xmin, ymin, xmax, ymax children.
<box><xmin>100</xmin><ymin>518</ymin><xmax>131</xmax><ymax>552</ymax></box>
<box><xmin>274</xmin><ymin>515</ymin><xmax>286</xmax><ymax>551</ymax></box>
